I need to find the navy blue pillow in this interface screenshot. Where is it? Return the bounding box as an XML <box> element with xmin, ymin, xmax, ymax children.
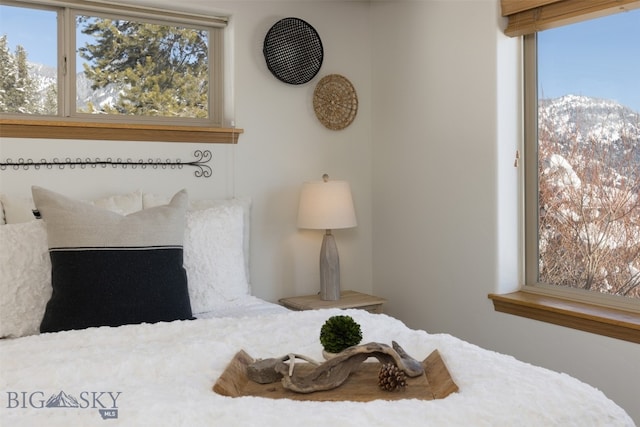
<box><xmin>32</xmin><ymin>187</ymin><xmax>194</xmax><ymax>333</ymax></box>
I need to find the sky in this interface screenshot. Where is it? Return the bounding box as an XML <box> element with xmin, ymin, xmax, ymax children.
<box><xmin>538</xmin><ymin>9</ymin><xmax>640</xmax><ymax>113</ymax></box>
<box><xmin>1</xmin><ymin>5</ymin><xmax>58</xmax><ymax>66</ymax></box>
<box><xmin>1</xmin><ymin>4</ymin><xmax>639</xmax><ymax>112</ymax></box>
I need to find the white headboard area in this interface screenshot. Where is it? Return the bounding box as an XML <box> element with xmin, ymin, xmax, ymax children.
<box><xmin>0</xmin><ymin>138</ymin><xmax>237</xmax><ymax>201</ymax></box>
<box><xmin>0</xmin><ymin>136</ymin><xmax>254</xmax><ymax>293</ymax></box>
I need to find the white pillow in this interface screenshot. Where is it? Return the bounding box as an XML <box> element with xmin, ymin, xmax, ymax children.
<box><xmin>183</xmin><ymin>205</ymin><xmax>250</xmax><ymax>314</ymax></box>
<box><xmin>143</xmin><ymin>193</ymin><xmax>252</xmax><ymax>282</ymax></box>
<box><xmin>0</xmin><ymin>191</ymin><xmax>143</xmax><ymax>224</ymax></box>
<box><xmin>0</xmin><ymin>221</ymin><xmax>52</xmax><ymax>338</ymax></box>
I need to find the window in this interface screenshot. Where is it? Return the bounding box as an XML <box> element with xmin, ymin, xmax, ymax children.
<box><xmin>0</xmin><ymin>0</ymin><xmax>237</xmax><ymax>143</ymax></box>
<box><xmin>75</xmin><ymin>14</ymin><xmax>212</xmax><ymax>121</ymax></box>
<box><xmin>523</xmin><ymin>10</ymin><xmax>640</xmax><ymax>312</ymax></box>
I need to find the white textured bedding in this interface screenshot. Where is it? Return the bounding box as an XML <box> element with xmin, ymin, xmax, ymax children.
<box><xmin>0</xmin><ymin>308</ymin><xmax>633</xmax><ymax>427</ymax></box>
<box><xmin>195</xmin><ymin>295</ymin><xmax>289</xmax><ymax>319</ymax></box>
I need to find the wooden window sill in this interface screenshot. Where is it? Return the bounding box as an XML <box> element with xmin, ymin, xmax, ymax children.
<box><xmin>0</xmin><ymin>119</ymin><xmax>242</xmax><ymax>144</ymax></box>
<box><xmin>488</xmin><ymin>291</ymin><xmax>640</xmax><ymax>344</ymax></box>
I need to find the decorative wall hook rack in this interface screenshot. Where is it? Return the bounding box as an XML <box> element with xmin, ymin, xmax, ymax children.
<box><xmin>0</xmin><ymin>150</ymin><xmax>212</xmax><ymax>178</ymax></box>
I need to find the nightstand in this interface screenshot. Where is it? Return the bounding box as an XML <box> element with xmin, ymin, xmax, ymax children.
<box><xmin>279</xmin><ymin>290</ymin><xmax>386</xmax><ymax>313</ymax></box>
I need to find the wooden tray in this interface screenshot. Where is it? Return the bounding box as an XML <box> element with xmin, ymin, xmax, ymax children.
<box><xmin>213</xmin><ymin>349</ymin><xmax>458</xmax><ymax>402</ymax></box>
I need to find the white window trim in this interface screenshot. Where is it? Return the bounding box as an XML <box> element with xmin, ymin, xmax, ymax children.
<box><xmin>12</xmin><ymin>0</ymin><xmax>228</xmax><ymax>28</ymax></box>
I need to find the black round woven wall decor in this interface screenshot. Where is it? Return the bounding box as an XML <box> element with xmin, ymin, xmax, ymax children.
<box><xmin>263</xmin><ymin>17</ymin><xmax>323</xmax><ymax>85</ymax></box>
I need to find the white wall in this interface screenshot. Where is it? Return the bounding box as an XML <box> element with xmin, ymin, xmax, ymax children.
<box><xmin>0</xmin><ymin>0</ymin><xmax>374</xmax><ymax>303</ymax></box>
<box><xmin>223</xmin><ymin>1</ymin><xmax>374</xmax><ymax>302</ymax></box>
<box><xmin>370</xmin><ymin>0</ymin><xmax>640</xmax><ymax>423</ymax></box>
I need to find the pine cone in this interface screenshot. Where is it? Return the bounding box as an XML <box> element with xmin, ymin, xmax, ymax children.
<box><xmin>378</xmin><ymin>363</ymin><xmax>407</xmax><ymax>391</ymax></box>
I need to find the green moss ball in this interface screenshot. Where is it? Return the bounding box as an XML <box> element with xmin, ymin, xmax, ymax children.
<box><xmin>319</xmin><ymin>315</ymin><xmax>363</xmax><ymax>353</ymax></box>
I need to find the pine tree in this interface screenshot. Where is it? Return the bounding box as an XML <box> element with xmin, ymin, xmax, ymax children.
<box><xmin>77</xmin><ymin>17</ymin><xmax>209</xmax><ymax>117</ymax></box>
<box><xmin>42</xmin><ymin>83</ymin><xmax>57</xmax><ymax>115</ymax></box>
<box><xmin>0</xmin><ymin>35</ymin><xmax>17</xmax><ymax>112</ymax></box>
<box><xmin>0</xmin><ymin>35</ymin><xmax>39</xmax><ymax>114</ymax></box>
<box><xmin>15</xmin><ymin>45</ymin><xmax>38</xmax><ymax>113</ymax></box>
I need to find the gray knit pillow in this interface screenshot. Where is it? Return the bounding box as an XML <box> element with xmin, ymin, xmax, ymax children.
<box><xmin>32</xmin><ymin>186</ymin><xmax>193</xmax><ymax>333</ymax></box>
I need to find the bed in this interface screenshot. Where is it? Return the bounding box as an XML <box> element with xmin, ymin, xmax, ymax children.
<box><xmin>0</xmin><ymin>188</ymin><xmax>634</xmax><ymax>427</ymax></box>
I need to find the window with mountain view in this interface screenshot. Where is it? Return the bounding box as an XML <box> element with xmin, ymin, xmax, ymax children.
<box><xmin>0</xmin><ymin>1</ymin><xmax>225</xmax><ymax>125</ymax></box>
<box><xmin>525</xmin><ymin>9</ymin><xmax>640</xmax><ymax>305</ymax></box>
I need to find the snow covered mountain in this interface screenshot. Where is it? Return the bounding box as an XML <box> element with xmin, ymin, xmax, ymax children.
<box><xmin>540</xmin><ymin>95</ymin><xmax>639</xmax><ymax>145</ymax></box>
<box><xmin>539</xmin><ymin>94</ymin><xmax>640</xmax><ymax>166</ymax></box>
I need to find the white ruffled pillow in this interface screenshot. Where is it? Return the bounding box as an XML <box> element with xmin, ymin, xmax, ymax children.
<box><xmin>183</xmin><ymin>205</ymin><xmax>250</xmax><ymax>314</ymax></box>
<box><xmin>0</xmin><ymin>221</ymin><xmax>52</xmax><ymax>338</ymax></box>
<box><xmin>143</xmin><ymin>193</ymin><xmax>252</xmax><ymax>282</ymax></box>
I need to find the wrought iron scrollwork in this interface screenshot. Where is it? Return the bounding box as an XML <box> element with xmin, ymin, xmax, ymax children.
<box><xmin>0</xmin><ymin>150</ymin><xmax>212</xmax><ymax>178</ymax></box>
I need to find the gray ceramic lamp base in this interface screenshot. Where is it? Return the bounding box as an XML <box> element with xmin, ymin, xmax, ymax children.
<box><xmin>319</xmin><ymin>231</ymin><xmax>341</xmax><ymax>301</ymax></box>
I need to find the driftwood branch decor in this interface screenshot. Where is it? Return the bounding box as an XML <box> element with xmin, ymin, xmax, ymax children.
<box><xmin>213</xmin><ymin>347</ymin><xmax>459</xmax><ymax>402</ymax></box>
<box><xmin>247</xmin><ymin>341</ymin><xmax>424</xmax><ymax>394</ymax></box>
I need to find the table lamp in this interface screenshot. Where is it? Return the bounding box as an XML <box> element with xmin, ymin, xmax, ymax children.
<box><xmin>297</xmin><ymin>174</ymin><xmax>357</xmax><ymax>300</ymax></box>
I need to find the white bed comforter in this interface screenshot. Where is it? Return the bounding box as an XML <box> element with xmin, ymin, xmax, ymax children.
<box><xmin>0</xmin><ymin>309</ymin><xmax>633</xmax><ymax>427</ymax></box>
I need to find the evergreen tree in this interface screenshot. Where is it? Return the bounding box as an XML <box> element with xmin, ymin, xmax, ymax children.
<box><xmin>77</xmin><ymin>17</ymin><xmax>209</xmax><ymax>117</ymax></box>
<box><xmin>0</xmin><ymin>35</ymin><xmax>39</xmax><ymax>114</ymax></box>
<box><xmin>15</xmin><ymin>45</ymin><xmax>38</xmax><ymax>113</ymax></box>
<box><xmin>0</xmin><ymin>35</ymin><xmax>17</xmax><ymax>112</ymax></box>
<box><xmin>42</xmin><ymin>82</ymin><xmax>57</xmax><ymax>115</ymax></box>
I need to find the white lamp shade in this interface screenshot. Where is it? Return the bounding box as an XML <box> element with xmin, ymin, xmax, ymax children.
<box><xmin>297</xmin><ymin>180</ymin><xmax>357</xmax><ymax>230</ymax></box>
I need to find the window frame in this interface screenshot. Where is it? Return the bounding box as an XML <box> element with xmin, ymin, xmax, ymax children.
<box><xmin>0</xmin><ymin>0</ymin><xmax>239</xmax><ymax>143</ymax></box>
<box><xmin>490</xmin><ymin>12</ymin><xmax>640</xmax><ymax>343</ymax></box>
<box><xmin>523</xmin><ymin>30</ymin><xmax>639</xmax><ymax>314</ymax></box>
